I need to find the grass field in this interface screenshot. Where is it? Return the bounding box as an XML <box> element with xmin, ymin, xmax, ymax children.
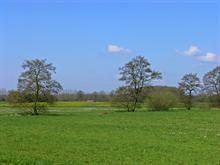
<box><xmin>0</xmin><ymin>105</ymin><xmax>220</xmax><ymax>165</ymax></box>
<box><xmin>0</xmin><ymin>101</ymin><xmax>111</xmax><ymax>108</ymax></box>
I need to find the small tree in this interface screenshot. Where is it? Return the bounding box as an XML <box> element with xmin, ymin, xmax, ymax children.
<box><xmin>178</xmin><ymin>73</ymin><xmax>201</xmax><ymax>110</ymax></box>
<box><xmin>8</xmin><ymin>90</ymin><xmax>24</xmax><ymax>105</ymax></box>
<box><xmin>118</xmin><ymin>56</ymin><xmax>162</xmax><ymax>112</ymax></box>
<box><xmin>18</xmin><ymin>59</ymin><xmax>63</xmax><ymax>115</ymax></box>
<box><xmin>111</xmin><ymin>86</ymin><xmax>136</xmax><ymax>111</ymax></box>
<box><xmin>203</xmin><ymin>66</ymin><xmax>220</xmax><ymax>106</ymax></box>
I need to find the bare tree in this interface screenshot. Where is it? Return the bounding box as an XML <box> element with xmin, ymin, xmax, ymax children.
<box><xmin>179</xmin><ymin>73</ymin><xmax>201</xmax><ymax>110</ymax></box>
<box><xmin>203</xmin><ymin>66</ymin><xmax>220</xmax><ymax>95</ymax></box>
<box><xmin>203</xmin><ymin>66</ymin><xmax>220</xmax><ymax>106</ymax></box>
<box><xmin>18</xmin><ymin>59</ymin><xmax>63</xmax><ymax>115</ymax></box>
<box><xmin>118</xmin><ymin>56</ymin><xmax>162</xmax><ymax>112</ymax></box>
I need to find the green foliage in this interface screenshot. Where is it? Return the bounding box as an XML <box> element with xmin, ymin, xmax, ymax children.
<box><xmin>7</xmin><ymin>90</ymin><xmax>24</xmax><ymax>105</ymax></box>
<box><xmin>147</xmin><ymin>90</ymin><xmax>179</xmax><ymax>111</ymax></box>
<box><xmin>0</xmin><ymin>108</ymin><xmax>219</xmax><ymax>164</ymax></box>
<box><xmin>208</xmin><ymin>94</ymin><xmax>220</xmax><ymax>108</ymax></box>
<box><xmin>111</xmin><ymin>86</ymin><xmax>139</xmax><ymax>111</ymax></box>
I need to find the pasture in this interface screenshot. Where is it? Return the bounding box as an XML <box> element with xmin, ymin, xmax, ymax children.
<box><xmin>0</xmin><ymin>103</ymin><xmax>220</xmax><ymax>164</ymax></box>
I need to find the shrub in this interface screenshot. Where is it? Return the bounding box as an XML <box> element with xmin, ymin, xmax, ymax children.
<box><xmin>147</xmin><ymin>90</ymin><xmax>179</xmax><ymax>111</ymax></box>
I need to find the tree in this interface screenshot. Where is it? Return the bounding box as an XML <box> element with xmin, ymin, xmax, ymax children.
<box><xmin>7</xmin><ymin>90</ymin><xmax>24</xmax><ymax>105</ymax></box>
<box><xmin>76</xmin><ymin>90</ymin><xmax>85</xmax><ymax>101</ymax></box>
<box><xmin>118</xmin><ymin>56</ymin><xmax>162</xmax><ymax>112</ymax></box>
<box><xmin>203</xmin><ymin>66</ymin><xmax>220</xmax><ymax>95</ymax></box>
<box><xmin>18</xmin><ymin>59</ymin><xmax>63</xmax><ymax>115</ymax></box>
<box><xmin>111</xmin><ymin>86</ymin><xmax>136</xmax><ymax>111</ymax></box>
<box><xmin>203</xmin><ymin>66</ymin><xmax>220</xmax><ymax>106</ymax></box>
<box><xmin>178</xmin><ymin>73</ymin><xmax>201</xmax><ymax>110</ymax></box>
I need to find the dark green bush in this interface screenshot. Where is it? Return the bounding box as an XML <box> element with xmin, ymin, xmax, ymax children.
<box><xmin>147</xmin><ymin>90</ymin><xmax>179</xmax><ymax>111</ymax></box>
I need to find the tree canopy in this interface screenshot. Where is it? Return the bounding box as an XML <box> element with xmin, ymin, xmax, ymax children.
<box><xmin>17</xmin><ymin>59</ymin><xmax>63</xmax><ymax>115</ymax></box>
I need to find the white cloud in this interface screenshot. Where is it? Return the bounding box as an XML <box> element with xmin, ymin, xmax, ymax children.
<box><xmin>176</xmin><ymin>45</ymin><xmax>200</xmax><ymax>56</ymax></box>
<box><xmin>184</xmin><ymin>46</ymin><xmax>200</xmax><ymax>56</ymax></box>
<box><xmin>107</xmin><ymin>44</ymin><xmax>131</xmax><ymax>54</ymax></box>
<box><xmin>198</xmin><ymin>52</ymin><xmax>220</xmax><ymax>63</ymax></box>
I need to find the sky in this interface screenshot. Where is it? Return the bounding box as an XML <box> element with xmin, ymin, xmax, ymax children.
<box><xmin>0</xmin><ymin>0</ymin><xmax>219</xmax><ymax>92</ymax></box>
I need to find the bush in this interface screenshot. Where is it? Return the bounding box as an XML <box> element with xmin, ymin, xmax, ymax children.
<box><xmin>208</xmin><ymin>94</ymin><xmax>220</xmax><ymax>108</ymax></box>
<box><xmin>147</xmin><ymin>90</ymin><xmax>179</xmax><ymax>111</ymax></box>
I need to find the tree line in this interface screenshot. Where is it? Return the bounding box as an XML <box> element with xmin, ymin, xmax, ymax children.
<box><xmin>113</xmin><ymin>56</ymin><xmax>219</xmax><ymax>112</ymax></box>
<box><xmin>4</xmin><ymin>57</ymin><xmax>220</xmax><ymax>115</ymax></box>
<box><xmin>57</xmin><ymin>90</ymin><xmax>113</xmax><ymax>102</ymax></box>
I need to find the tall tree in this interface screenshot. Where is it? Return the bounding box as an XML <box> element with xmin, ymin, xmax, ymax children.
<box><xmin>203</xmin><ymin>66</ymin><xmax>220</xmax><ymax>95</ymax></box>
<box><xmin>203</xmin><ymin>66</ymin><xmax>220</xmax><ymax>106</ymax></box>
<box><xmin>118</xmin><ymin>56</ymin><xmax>162</xmax><ymax>112</ymax></box>
<box><xmin>178</xmin><ymin>73</ymin><xmax>201</xmax><ymax>110</ymax></box>
<box><xmin>18</xmin><ymin>59</ymin><xmax>62</xmax><ymax>115</ymax></box>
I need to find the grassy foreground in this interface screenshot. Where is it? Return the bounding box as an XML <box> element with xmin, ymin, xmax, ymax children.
<box><xmin>0</xmin><ymin>108</ymin><xmax>220</xmax><ymax>165</ymax></box>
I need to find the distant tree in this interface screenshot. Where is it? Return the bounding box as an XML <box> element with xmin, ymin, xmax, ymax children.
<box><xmin>118</xmin><ymin>56</ymin><xmax>162</xmax><ymax>112</ymax></box>
<box><xmin>178</xmin><ymin>73</ymin><xmax>201</xmax><ymax>110</ymax></box>
<box><xmin>0</xmin><ymin>88</ymin><xmax>8</xmax><ymax>101</ymax></box>
<box><xmin>203</xmin><ymin>66</ymin><xmax>220</xmax><ymax>106</ymax></box>
<box><xmin>76</xmin><ymin>90</ymin><xmax>85</xmax><ymax>101</ymax></box>
<box><xmin>18</xmin><ymin>59</ymin><xmax>63</xmax><ymax>115</ymax></box>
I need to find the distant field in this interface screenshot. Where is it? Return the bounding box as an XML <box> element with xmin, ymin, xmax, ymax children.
<box><xmin>53</xmin><ymin>101</ymin><xmax>111</xmax><ymax>107</ymax></box>
<box><xmin>0</xmin><ymin>101</ymin><xmax>111</xmax><ymax>108</ymax></box>
<box><xmin>0</xmin><ymin>108</ymin><xmax>220</xmax><ymax>164</ymax></box>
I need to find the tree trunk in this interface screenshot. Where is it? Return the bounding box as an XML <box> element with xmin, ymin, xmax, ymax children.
<box><xmin>188</xmin><ymin>94</ymin><xmax>192</xmax><ymax>110</ymax></box>
<box><xmin>132</xmin><ymin>97</ymin><xmax>138</xmax><ymax>112</ymax></box>
<box><xmin>33</xmin><ymin>75</ymin><xmax>40</xmax><ymax>115</ymax></box>
<box><xmin>33</xmin><ymin>102</ymin><xmax>38</xmax><ymax>115</ymax></box>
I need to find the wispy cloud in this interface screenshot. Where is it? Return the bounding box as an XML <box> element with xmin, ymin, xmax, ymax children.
<box><xmin>107</xmin><ymin>44</ymin><xmax>131</xmax><ymax>54</ymax></box>
<box><xmin>176</xmin><ymin>45</ymin><xmax>200</xmax><ymax>56</ymax></box>
<box><xmin>198</xmin><ymin>52</ymin><xmax>220</xmax><ymax>63</ymax></box>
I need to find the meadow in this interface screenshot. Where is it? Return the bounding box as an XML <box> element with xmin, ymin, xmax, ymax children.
<box><xmin>0</xmin><ymin>102</ymin><xmax>220</xmax><ymax>165</ymax></box>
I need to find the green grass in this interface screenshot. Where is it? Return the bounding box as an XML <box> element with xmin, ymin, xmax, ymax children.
<box><xmin>52</xmin><ymin>101</ymin><xmax>111</xmax><ymax>107</ymax></box>
<box><xmin>0</xmin><ymin>101</ymin><xmax>111</xmax><ymax>108</ymax></box>
<box><xmin>0</xmin><ymin>108</ymin><xmax>220</xmax><ymax>164</ymax></box>
<box><xmin>0</xmin><ymin>101</ymin><xmax>9</xmax><ymax>107</ymax></box>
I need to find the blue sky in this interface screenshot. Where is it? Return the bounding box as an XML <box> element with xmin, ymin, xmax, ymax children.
<box><xmin>0</xmin><ymin>0</ymin><xmax>219</xmax><ymax>92</ymax></box>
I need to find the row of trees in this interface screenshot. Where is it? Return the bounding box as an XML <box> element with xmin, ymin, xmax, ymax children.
<box><xmin>0</xmin><ymin>88</ymin><xmax>8</xmax><ymax>101</ymax></box>
<box><xmin>57</xmin><ymin>90</ymin><xmax>113</xmax><ymax>102</ymax></box>
<box><xmin>6</xmin><ymin>57</ymin><xmax>220</xmax><ymax>115</ymax></box>
<box><xmin>112</xmin><ymin>56</ymin><xmax>220</xmax><ymax>112</ymax></box>
<box><xmin>179</xmin><ymin>66</ymin><xmax>220</xmax><ymax>110</ymax></box>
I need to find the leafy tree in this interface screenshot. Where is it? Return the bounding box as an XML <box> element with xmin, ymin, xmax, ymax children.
<box><xmin>118</xmin><ymin>56</ymin><xmax>162</xmax><ymax>112</ymax></box>
<box><xmin>178</xmin><ymin>73</ymin><xmax>201</xmax><ymax>110</ymax></box>
<box><xmin>203</xmin><ymin>66</ymin><xmax>220</xmax><ymax>106</ymax></box>
<box><xmin>18</xmin><ymin>59</ymin><xmax>62</xmax><ymax>115</ymax></box>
